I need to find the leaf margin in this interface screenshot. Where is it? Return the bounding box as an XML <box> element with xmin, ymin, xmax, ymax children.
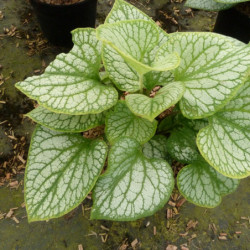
<box><xmin>25</xmin><ymin>125</ymin><xmax>108</xmax><ymax>222</ymax></box>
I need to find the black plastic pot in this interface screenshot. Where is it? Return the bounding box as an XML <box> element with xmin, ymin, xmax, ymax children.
<box><xmin>213</xmin><ymin>4</ymin><xmax>250</xmax><ymax>43</ymax></box>
<box><xmin>30</xmin><ymin>0</ymin><xmax>98</xmax><ymax>47</ymax></box>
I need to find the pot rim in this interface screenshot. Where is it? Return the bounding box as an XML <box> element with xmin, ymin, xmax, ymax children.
<box><xmin>30</xmin><ymin>0</ymin><xmax>96</xmax><ymax>8</ymax></box>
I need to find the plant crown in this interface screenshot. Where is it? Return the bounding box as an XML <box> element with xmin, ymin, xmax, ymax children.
<box><xmin>16</xmin><ymin>0</ymin><xmax>250</xmax><ymax>222</ymax></box>
<box><xmin>185</xmin><ymin>0</ymin><xmax>250</xmax><ymax>11</ymax></box>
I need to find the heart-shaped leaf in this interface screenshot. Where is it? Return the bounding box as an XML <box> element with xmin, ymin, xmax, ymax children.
<box><xmin>104</xmin><ymin>0</ymin><xmax>169</xmax><ymax>49</ymax></box>
<box><xmin>16</xmin><ymin>29</ymin><xmax>118</xmax><ymax>115</ymax></box>
<box><xmin>197</xmin><ymin>81</ymin><xmax>250</xmax><ymax>179</ymax></box>
<box><xmin>185</xmin><ymin>0</ymin><xmax>233</xmax><ymax>11</ymax></box>
<box><xmin>91</xmin><ymin>137</ymin><xmax>174</xmax><ymax>221</ymax></box>
<box><xmin>125</xmin><ymin>81</ymin><xmax>185</xmax><ymax>121</ymax></box>
<box><xmin>103</xmin><ymin>0</ymin><xmax>175</xmax><ymax>91</ymax></box>
<box><xmin>105</xmin><ymin>101</ymin><xmax>157</xmax><ymax>144</ymax></box>
<box><xmin>142</xmin><ymin>135</ymin><xmax>171</xmax><ymax>163</ymax></box>
<box><xmin>27</xmin><ymin>106</ymin><xmax>106</xmax><ymax>133</ymax></box>
<box><xmin>97</xmin><ymin>20</ymin><xmax>180</xmax><ymax>76</ymax></box>
<box><xmin>161</xmin><ymin>32</ymin><xmax>250</xmax><ymax>118</ymax></box>
<box><xmin>166</xmin><ymin>127</ymin><xmax>199</xmax><ymax>164</ymax></box>
<box><xmin>177</xmin><ymin>159</ymin><xmax>239</xmax><ymax>207</ymax></box>
<box><xmin>25</xmin><ymin>125</ymin><xmax>107</xmax><ymax>222</ymax></box>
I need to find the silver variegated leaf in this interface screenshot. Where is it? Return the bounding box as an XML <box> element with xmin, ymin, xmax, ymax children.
<box><xmin>97</xmin><ymin>20</ymin><xmax>179</xmax><ymax>77</ymax></box>
<box><xmin>91</xmin><ymin>137</ymin><xmax>174</xmax><ymax>221</ymax></box>
<box><xmin>216</xmin><ymin>0</ymin><xmax>249</xmax><ymax>3</ymax></box>
<box><xmin>16</xmin><ymin>29</ymin><xmax>118</xmax><ymax>115</ymax></box>
<box><xmin>197</xmin><ymin>81</ymin><xmax>250</xmax><ymax>178</ymax></box>
<box><xmin>166</xmin><ymin>127</ymin><xmax>199</xmax><ymax>164</ymax></box>
<box><xmin>162</xmin><ymin>32</ymin><xmax>250</xmax><ymax>118</ymax></box>
<box><xmin>125</xmin><ymin>81</ymin><xmax>185</xmax><ymax>121</ymax></box>
<box><xmin>185</xmin><ymin>0</ymin><xmax>233</xmax><ymax>11</ymax></box>
<box><xmin>105</xmin><ymin>0</ymin><xmax>153</xmax><ymax>24</ymax></box>
<box><xmin>177</xmin><ymin>159</ymin><xmax>239</xmax><ymax>207</ymax></box>
<box><xmin>27</xmin><ymin>106</ymin><xmax>105</xmax><ymax>132</ymax></box>
<box><xmin>142</xmin><ymin>135</ymin><xmax>171</xmax><ymax>162</ymax></box>
<box><xmin>102</xmin><ymin>44</ymin><xmax>139</xmax><ymax>92</ymax></box>
<box><xmin>104</xmin><ymin>0</ymin><xmax>175</xmax><ymax>91</ymax></box>
<box><xmin>25</xmin><ymin>125</ymin><xmax>107</xmax><ymax>221</ymax></box>
<box><xmin>105</xmin><ymin>101</ymin><xmax>157</xmax><ymax>144</ymax></box>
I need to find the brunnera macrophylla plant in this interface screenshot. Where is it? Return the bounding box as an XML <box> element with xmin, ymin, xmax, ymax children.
<box><xmin>15</xmin><ymin>0</ymin><xmax>250</xmax><ymax>222</ymax></box>
<box><xmin>185</xmin><ymin>0</ymin><xmax>250</xmax><ymax>11</ymax></box>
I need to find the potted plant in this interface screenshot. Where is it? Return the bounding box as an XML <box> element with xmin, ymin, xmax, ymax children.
<box><xmin>16</xmin><ymin>0</ymin><xmax>250</xmax><ymax>222</ymax></box>
<box><xmin>30</xmin><ymin>0</ymin><xmax>98</xmax><ymax>47</ymax></box>
<box><xmin>185</xmin><ymin>0</ymin><xmax>250</xmax><ymax>43</ymax></box>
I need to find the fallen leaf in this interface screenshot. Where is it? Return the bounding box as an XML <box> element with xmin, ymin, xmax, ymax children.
<box><xmin>166</xmin><ymin>245</ymin><xmax>177</xmax><ymax>250</ymax></box>
<box><xmin>186</xmin><ymin>220</ymin><xmax>198</xmax><ymax>231</ymax></box>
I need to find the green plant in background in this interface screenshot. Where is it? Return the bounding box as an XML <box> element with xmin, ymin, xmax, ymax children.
<box><xmin>185</xmin><ymin>0</ymin><xmax>250</xmax><ymax>11</ymax></box>
<box><xmin>15</xmin><ymin>0</ymin><xmax>250</xmax><ymax>222</ymax></box>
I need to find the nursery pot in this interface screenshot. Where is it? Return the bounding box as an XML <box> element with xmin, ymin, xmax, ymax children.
<box><xmin>30</xmin><ymin>0</ymin><xmax>98</xmax><ymax>47</ymax></box>
<box><xmin>213</xmin><ymin>3</ymin><xmax>250</xmax><ymax>43</ymax></box>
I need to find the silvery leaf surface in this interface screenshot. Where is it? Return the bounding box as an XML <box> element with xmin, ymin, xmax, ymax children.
<box><xmin>125</xmin><ymin>81</ymin><xmax>185</xmax><ymax>121</ymax></box>
<box><xmin>197</xmin><ymin>81</ymin><xmax>250</xmax><ymax>178</ymax></box>
<box><xmin>25</xmin><ymin>126</ymin><xmax>107</xmax><ymax>221</ymax></box>
<box><xmin>97</xmin><ymin>20</ymin><xmax>180</xmax><ymax>91</ymax></box>
<box><xmin>142</xmin><ymin>135</ymin><xmax>171</xmax><ymax>163</ymax></box>
<box><xmin>104</xmin><ymin>0</ymin><xmax>175</xmax><ymax>91</ymax></box>
<box><xmin>16</xmin><ymin>29</ymin><xmax>118</xmax><ymax>115</ymax></box>
<box><xmin>166</xmin><ymin>127</ymin><xmax>200</xmax><ymax>164</ymax></box>
<box><xmin>163</xmin><ymin>32</ymin><xmax>250</xmax><ymax>119</ymax></box>
<box><xmin>27</xmin><ymin>106</ymin><xmax>106</xmax><ymax>133</ymax></box>
<box><xmin>185</xmin><ymin>0</ymin><xmax>233</xmax><ymax>11</ymax></box>
<box><xmin>91</xmin><ymin>137</ymin><xmax>174</xmax><ymax>221</ymax></box>
<box><xmin>177</xmin><ymin>159</ymin><xmax>239</xmax><ymax>207</ymax></box>
<box><xmin>105</xmin><ymin>101</ymin><xmax>157</xmax><ymax>144</ymax></box>
<box><xmin>105</xmin><ymin>0</ymin><xmax>153</xmax><ymax>24</ymax></box>
<box><xmin>216</xmin><ymin>0</ymin><xmax>249</xmax><ymax>3</ymax></box>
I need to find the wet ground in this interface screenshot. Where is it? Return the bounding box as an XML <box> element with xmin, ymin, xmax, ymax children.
<box><xmin>0</xmin><ymin>0</ymin><xmax>249</xmax><ymax>249</ymax></box>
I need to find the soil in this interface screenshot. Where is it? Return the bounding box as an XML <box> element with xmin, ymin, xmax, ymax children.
<box><xmin>38</xmin><ymin>0</ymin><xmax>85</xmax><ymax>5</ymax></box>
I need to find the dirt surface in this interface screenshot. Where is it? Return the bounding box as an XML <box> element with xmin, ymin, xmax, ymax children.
<box><xmin>37</xmin><ymin>0</ymin><xmax>85</xmax><ymax>5</ymax></box>
<box><xmin>0</xmin><ymin>0</ymin><xmax>249</xmax><ymax>249</ymax></box>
